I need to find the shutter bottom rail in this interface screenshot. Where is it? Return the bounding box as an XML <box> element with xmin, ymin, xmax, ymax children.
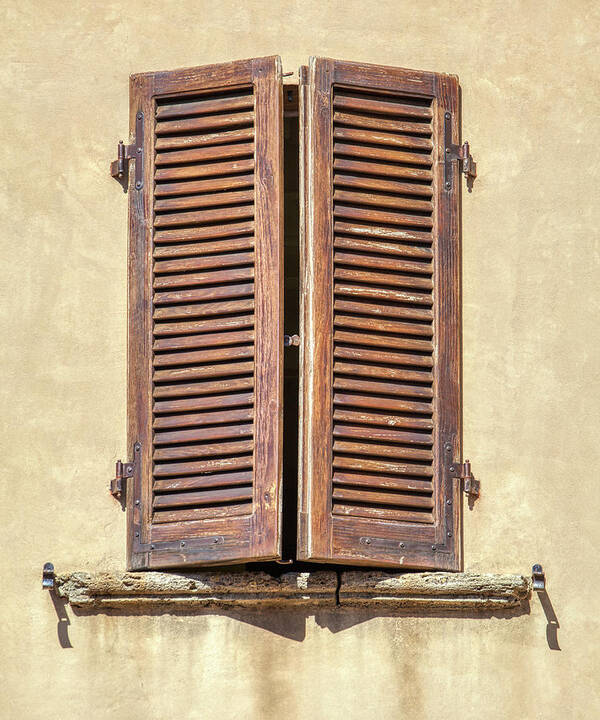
<box><xmin>52</xmin><ymin>570</ymin><xmax>530</xmax><ymax>610</ymax></box>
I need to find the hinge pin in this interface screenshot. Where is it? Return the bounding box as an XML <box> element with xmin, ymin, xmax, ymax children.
<box><xmin>449</xmin><ymin>459</ymin><xmax>480</xmax><ymax>499</ymax></box>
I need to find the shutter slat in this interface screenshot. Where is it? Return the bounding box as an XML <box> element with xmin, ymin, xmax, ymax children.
<box><xmin>334</xmin><ymin>204</ymin><xmax>433</xmax><ymax>229</ymax></box>
<box><xmin>334</xmin><ymin>362</ymin><xmax>433</xmax><ymax>383</ymax></box>
<box><xmin>153</xmin><ymin>284</ymin><xmax>254</xmax><ymax>307</ymax></box>
<box><xmin>153</xmin><ymin>266</ymin><xmax>254</xmax><ymax>290</ymax></box>
<box><xmin>333</xmin><ymin>440</ymin><xmax>432</xmax><ymax>461</ymax></box>
<box><xmin>155</xmin><ymin>158</ymin><xmax>254</xmax><ymax>182</ymax></box>
<box><xmin>153</xmin><ymin>378</ymin><xmax>254</xmax><ymax>402</ymax></box>
<box><xmin>154</xmin><ymin>423</ymin><xmax>253</xmax><ymax>446</ymax></box>
<box><xmin>334</xmin><ymin>157</ymin><xmax>433</xmax><ymax>182</ymax></box>
<box><xmin>153</xmin><ymin>502</ymin><xmax>251</xmax><ymax>524</ymax></box>
<box><xmin>333</xmin><ymin>470</ymin><xmax>432</xmax><ymax>493</ymax></box>
<box><xmin>334</xmin><ymin>392</ymin><xmax>432</xmax><ymax>414</ymax></box>
<box><xmin>334</xmin><ymin>250</ymin><xmax>432</xmax><ymax>274</ymax></box>
<box><xmin>334</xmin><ymin>189</ymin><xmax>433</xmax><ymax>213</ymax></box>
<box><xmin>154</xmin><ymin>469</ymin><xmax>254</xmax><ymax>492</ymax></box>
<box><xmin>334</xmin><ymin>172</ymin><xmax>433</xmax><ymax>197</ymax></box>
<box><xmin>334</xmin><ymin>220</ymin><xmax>431</xmax><ymax>243</ymax></box>
<box><xmin>334</xmin><ymin>298</ymin><xmax>433</xmax><ymax>322</ymax></box>
<box><xmin>154</xmin><ymin>204</ymin><xmax>254</xmax><ymax>228</ymax></box>
<box><xmin>333</xmin><ymin>376</ymin><xmax>433</xmax><ymax>398</ymax></box>
<box><xmin>334</xmin><ymin>235</ymin><xmax>432</xmax><ymax>259</ymax></box>
<box><xmin>155</xmin><ymin>142</ymin><xmax>254</xmax><ymax>166</ymax></box>
<box><xmin>153</xmin><ymin>439</ymin><xmax>254</xmax><ymax>461</ymax></box>
<box><xmin>153</xmin><ymin>393</ymin><xmax>253</xmax><ymax>420</ymax></box>
<box><xmin>154</xmin><ymin>251</ymin><xmax>254</xmax><ymax>274</ymax></box>
<box><xmin>154</xmin><ymin>191</ymin><xmax>255</xmax><ymax>213</ymax></box>
<box><xmin>334</xmin><ymin>314</ymin><xmax>433</xmax><ymax>338</ymax></box>
<box><xmin>153</xmin><ymin>455</ymin><xmax>254</xmax><ymax>477</ymax></box>
<box><xmin>154</xmin><ymin>485</ymin><xmax>253</xmax><ymax>509</ymax></box>
<box><xmin>153</xmin><ymin>328</ymin><xmax>254</xmax><ymax>350</ymax></box>
<box><xmin>334</xmin><ymin>329</ymin><xmax>433</xmax><ymax>351</ymax></box>
<box><xmin>153</xmin><ymin>299</ymin><xmax>254</xmax><ymax>320</ymax></box>
<box><xmin>333</xmin><ymin>142</ymin><xmax>432</xmax><ymax>167</ymax></box>
<box><xmin>155</xmin><ymin>126</ymin><xmax>254</xmax><ymax>151</ymax></box>
<box><xmin>333</xmin><ymin>111</ymin><xmax>432</xmax><ymax>136</ymax></box>
<box><xmin>333</xmin><ymin>93</ymin><xmax>433</xmax><ymax>119</ymax></box>
<box><xmin>334</xmin><ymin>126</ymin><xmax>433</xmax><ymax>151</ymax></box>
<box><xmin>333</xmin><ymin>407</ymin><xmax>434</xmax><ymax>431</ymax></box>
<box><xmin>332</xmin><ymin>504</ymin><xmax>433</xmax><ymax>524</ymax></box>
<box><xmin>153</xmin><ymin>344</ymin><xmax>254</xmax><ymax>367</ymax></box>
<box><xmin>332</xmin><ymin>486</ymin><xmax>434</xmax><ymax>509</ymax></box>
<box><xmin>334</xmin><ymin>345</ymin><xmax>434</xmax><ymax>367</ymax></box>
<box><xmin>334</xmin><ymin>283</ymin><xmax>432</xmax><ymax>305</ymax></box>
<box><xmin>154</xmin><ymin>219</ymin><xmax>254</xmax><ymax>242</ymax></box>
<box><xmin>153</xmin><ymin>360</ymin><xmax>254</xmax><ymax>383</ymax></box>
<box><xmin>156</xmin><ymin>112</ymin><xmax>254</xmax><ymax>135</ymax></box>
<box><xmin>155</xmin><ymin>174</ymin><xmax>254</xmax><ymax>198</ymax></box>
<box><xmin>153</xmin><ymin>407</ymin><xmax>253</xmax><ymax>431</ymax></box>
<box><xmin>333</xmin><ymin>423</ymin><xmax>433</xmax><ymax>445</ymax></box>
<box><xmin>153</xmin><ymin>237</ymin><xmax>254</xmax><ymax>258</ymax></box>
<box><xmin>156</xmin><ymin>93</ymin><xmax>253</xmax><ymax>119</ymax></box>
<box><xmin>333</xmin><ymin>456</ymin><xmax>433</xmax><ymax>477</ymax></box>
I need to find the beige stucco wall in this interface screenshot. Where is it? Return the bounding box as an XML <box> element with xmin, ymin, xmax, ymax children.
<box><xmin>2</xmin><ymin>1</ymin><xmax>599</xmax><ymax>718</ymax></box>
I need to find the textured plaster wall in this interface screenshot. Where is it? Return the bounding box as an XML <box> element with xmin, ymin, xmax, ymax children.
<box><xmin>1</xmin><ymin>1</ymin><xmax>599</xmax><ymax>718</ymax></box>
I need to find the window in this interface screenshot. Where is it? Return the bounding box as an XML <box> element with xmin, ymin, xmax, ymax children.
<box><xmin>113</xmin><ymin>55</ymin><xmax>469</xmax><ymax>572</ymax></box>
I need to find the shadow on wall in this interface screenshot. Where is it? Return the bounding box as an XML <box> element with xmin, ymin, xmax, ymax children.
<box><xmin>536</xmin><ymin>589</ymin><xmax>561</xmax><ymax>651</ymax></box>
<box><xmin>47</xmin><ymin>591</ymin><xmax>552</xmax><ymax>648</ymax></box>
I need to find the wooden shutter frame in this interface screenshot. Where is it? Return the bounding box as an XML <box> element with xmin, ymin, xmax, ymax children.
<box><xmin>126</xmin><ymin>57</ymin><xmax>283</xmax><ymax>570</ymax></box>
<box><xmin>298</xmin><ymin>57</ymin><xmax>463</xmax><ymax>571</ymax></box>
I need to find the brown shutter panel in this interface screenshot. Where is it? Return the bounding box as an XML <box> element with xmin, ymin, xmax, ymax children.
<box><xmin>125</xmin><ymin>57</ymin><xmax>283</xmax><ymax>569</ymax></box>
<box><xmin>298</xmin><ymin>57</ymin><xmax>462</xmax><ymax>570</ymax></box>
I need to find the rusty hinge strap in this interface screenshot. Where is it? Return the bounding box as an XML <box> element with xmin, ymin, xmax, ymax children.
<box><xmin>444</xmin><ymin>112</ymin><xmax>476</xmax><ymax>190</ymax></box>
<box><xmin>449</xmin><ymin>459</ymin><xmax>480</xmax><ymax>499</ymax></box>
<box><xmin>110</xmin><ymin>442</ymin><xmax>140</xmax><ymax>500</ymax></box>
<box><xmin>110</xmin><ymin>111</ymin><xmax>144</xmax><ymax>191</ymax></box>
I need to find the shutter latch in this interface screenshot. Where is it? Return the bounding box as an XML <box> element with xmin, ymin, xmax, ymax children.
<box><xmin>110</xmin><ymin>111</ymin><xmax>144</xmax><ymax>192</ymax></box>
<box><xmin>449</xmin><ymin>459</ymin><xmax>480</xmax><ymax>499</ymax></box>
<box><xmin>111</xmin><ymin>442</ymin><xmax>141</xmax><ymax>500</ymax></box>
<box><xmin>284</xmin><ymin>334</ymin><xmax>300</xmax><ymax>347</ymax></box>
<box><xmin>444</xmin><ymin>111</ymin><xmax>476</xmax><ymax>190</ymax></box>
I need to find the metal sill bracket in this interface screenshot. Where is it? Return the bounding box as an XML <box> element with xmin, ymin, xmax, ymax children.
<box><xmin>449</xmin><ymin>459</ymin><xmax>480</xmax><ymax>499</ymax></box>
<box><xmin>42</xmin><ymin>562</ymin><xmax>55</xmax><ymax>590</ymax></box>
<box><xmin>444</xmin><ymin>111</ymin><xmax>476</xmax><ymax>191</ymax></box>
<box><xmin>532</xmin><ymin>564</ymin><xmax>546</xmax><ymax>591</ymax></box>
<box><xmin>110</xmin><ymin>111</ymin><xmax>144</xmax><ymax>192</ymax></box>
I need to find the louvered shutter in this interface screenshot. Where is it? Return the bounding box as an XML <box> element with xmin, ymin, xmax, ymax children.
<box><xmin>125</xmin><ymin>57</ymin><xmax>283</xmax><ymax>569</ymax></box>
<box><xmin>298</xmin><ymin>57</ymin><xmax>462</xmax><ymax>570</ymax></box>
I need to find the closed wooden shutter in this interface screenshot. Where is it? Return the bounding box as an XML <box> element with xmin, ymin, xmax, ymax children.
<box><xmin>126</xmin><ymin>57</ymin><xmax>283</xmax><ymax>569</ymax></box>
<box><xmin>298</xmin><ymin>57</ymin><xmax>462</xmax><ymax>570</ymax></box>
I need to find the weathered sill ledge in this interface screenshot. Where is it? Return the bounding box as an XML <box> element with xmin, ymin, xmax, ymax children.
<box><xmin>55</xmin><ymin>571</ymin><xmax>530</xmax><ymax>611</ymax></box>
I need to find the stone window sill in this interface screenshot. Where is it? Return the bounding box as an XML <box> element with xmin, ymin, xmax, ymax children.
<box><xmin>56</xmin><ymin>570</ymin><xmax>531</xmax><ymax>611</ymax></box>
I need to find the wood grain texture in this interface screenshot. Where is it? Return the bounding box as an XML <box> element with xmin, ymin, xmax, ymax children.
<box><xmin>298</xmin><ymin>57</ymin><xmax>462</xmax><ymax>571</ymax></box>
<box><xmin>126</xmin><ymin>56</ymin><xmax>283</xmax><ymax>570</ymax></box>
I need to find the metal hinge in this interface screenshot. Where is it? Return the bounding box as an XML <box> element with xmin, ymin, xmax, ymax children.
<box><xmin>110</xmin><ymin>111</ymin><xmax>144</xmax><ymax>191</ymax></box>
<box><xmin>444</xmin><ymin>112</ymin><xmax>476</xmax><ymax>190</ymax></box>
<box><xmin>449</xmin><ymin>459</ymin><xmax>480</xmax><ymax>499</ymax></box>
<box><xmin>110</xmin><ymin>442</ymin><xmax>140</xmax><ymax>500</ymax></box>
